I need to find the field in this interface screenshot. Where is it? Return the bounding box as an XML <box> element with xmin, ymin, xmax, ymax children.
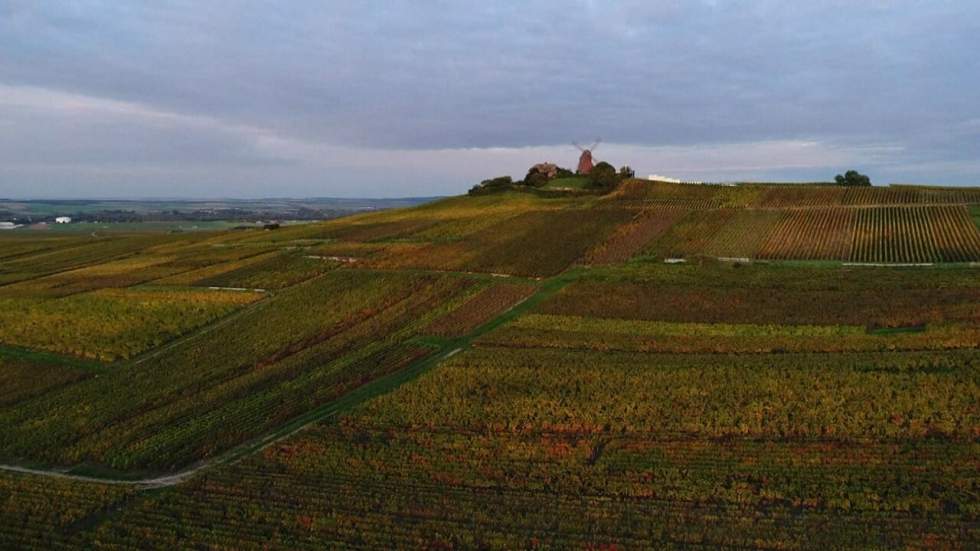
<box><xmin>0</xmin><ymin>271</ymin><xmax>482</xmax><ymax>471</ymax></box>
<box><xmin>14</xmin><ymin>221</ymin><xmax>250</xmax><ymax>233</ymax></box>
<box><xmin>0</xmin><ymin>287</ymin><xmax>262</xmax><ymax>361</ymax></box>
<box><xmin>0</xmin><ymin>197</ymin><xmax>431</xmax><ymax>226</ymax></box>
<box><xmin>605</xmin><ymin>181</ymin><xmax>980</xmax><ymax>263</ymax></box>
<box><xmin>0</xmin><ymin>182</ymin><xmax>978</xmax><ymax>548</ymax></box>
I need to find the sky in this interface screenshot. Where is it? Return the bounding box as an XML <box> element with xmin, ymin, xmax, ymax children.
<box><xmin>1</xmin><ymin>1</ymin><xmax>979</xmax><ymax>199</ymax></box>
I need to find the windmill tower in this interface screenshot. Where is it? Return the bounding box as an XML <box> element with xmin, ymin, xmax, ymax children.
<box><xmin>573</xmin><ymin>139</ymin><xmax>601</xmax><ymax>175</ymax></box>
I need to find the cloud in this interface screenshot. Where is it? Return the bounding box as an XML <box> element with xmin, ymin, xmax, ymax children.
<box><xmin>0</xmin><ymin>86</ymin><xmax>920</xmax><ymax>198</ymax></box>
<box><xmin>0</xmin><ymin>85</ymin><xmax>283</xmax><ymax>166</ymax></box>
<box><xmin>0</xmin><ymin>1</ymin><xmax>978</xmax><ymax>196</ymax></box>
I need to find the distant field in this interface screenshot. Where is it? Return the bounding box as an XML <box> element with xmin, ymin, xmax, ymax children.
<box><xmin>14</xmin><ymin>221</ymin><xmax>253</xmax><ymax>233</ymax></box>
<box><xmin>0</xmin><ymin>182</ymin><xmax>977</xmax><ymax>548</ymax></box>
<box><xmin>0</xmin><ymin>197</ymin><xmax>434</xmax><ymax>221</ymax></box>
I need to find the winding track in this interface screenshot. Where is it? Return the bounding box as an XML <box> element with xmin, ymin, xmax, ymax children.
<box><xmin>0</xmin><ymin>268</ymin><xmax>577</xmax><ymax>488</ymax></box>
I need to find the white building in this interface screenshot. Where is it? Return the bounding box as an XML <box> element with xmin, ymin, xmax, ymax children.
<box><xmin>55</xmin><ymin>216</ymin><xmax>72</xmax><ymax>224</ymax></box>
<box><xmin>648</xmin><ymin>175</ymin><xmax>714</xmax><ymax>185</ymax></box>
<box><xmin>0</xmin><ymin>221</ymin><xmax>21</xmax><ymax>230</ymax></box>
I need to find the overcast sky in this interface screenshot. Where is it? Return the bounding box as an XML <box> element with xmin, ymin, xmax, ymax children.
<box><xmin>1</xmin><ymin>1</ymin><xmax>979</xmax><ymax>198</ymax></box>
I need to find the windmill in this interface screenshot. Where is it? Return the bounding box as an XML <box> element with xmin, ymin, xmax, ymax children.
<box><xmin>573</xmin><ymin>138</ymin><xmax>601</xmax><ymax>175</ymax></box>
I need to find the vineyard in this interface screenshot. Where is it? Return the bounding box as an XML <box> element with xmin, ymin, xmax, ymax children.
<box><xmin>0</xmin><ymin>287</ymin><xmax>262</xmax><ymax>361</ymax></box>
<box><xmin>5</xmin><ymin>345</ymin><xmax>974</xmax><ymax>548</ymax></box>
<box><xmin>0</xmin><ymin>182</ymin><xmax>977</xmax><ymax>548</ymax></box>
<box><xmin>0</xmin><ymin>271</ymin><xmax>480</xmax><ymax>470</ymax></box>
<box><xmin>757</xmin><ymin>207</ymin><xmax>856</xmax><ymax>259</ymax></box>
<box><xmin>599</xmin><ymin>181</ymin><xmax>980</xmax><ymax>263</ymax></box>
<box><xmin>481</xmin><ymin>313</ymin><xmax>980</xmax><ymax>353</ymax></box>
<box><xmin>634</xmin><ymin>204</ymin><xmax>980</xmax><ymax>263</ymax></box>
<box><xmin>424</xmin><ymin>282</ymin><xmax>537</xmax><ymax>337</ymax></box>
<box><xmin>848</xmin><ymin>206</ymin><xmax>980</xmax><ymax>263</ymax></box>
<box><xmin>616</xmin><ymin>180</ymin><xmax>980</xmax><ymax>208</ymax></box>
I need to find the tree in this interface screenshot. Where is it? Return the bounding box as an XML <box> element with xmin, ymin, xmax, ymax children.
<box><xmin>835</xmin><ymin>170</ymin><xmax>871</xmax><ymax>187</ymax></box>
<box><xmin>523</xmin><ymin>170</ymin><xmax>549</xmax><ymax>188</ymax></box>
<box><xmin>618</xmin><ymin>165</ymin><xmax>635</xmax><ymax>179</ymax></box>
<box><xmin>524</xmin><ymin>163</ymin><xmax>559</xmax><ymax>187</ymax></box>
<box><xmin>481</xmin><ymin>176</ymin><xmax>513</xmax><ymax>188</ymax></box>
<box><xmin>589</xmin><ymin>161</ymin><xmax>619</xmax><ymax>190</ymax></box>
<box><xmin>468</xmin><ymin>175</ymin><xmax>513</xmax><ymax>195</ymax></box>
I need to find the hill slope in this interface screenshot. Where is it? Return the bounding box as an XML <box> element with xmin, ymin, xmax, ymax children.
<box><xmin>279</xmin><ymin>181</ymin><xmax>980</xmax><ymax>274</ymax></box>
<box><xmin>0</xmin><ymin>183</ymin><xmax>978</xmax><ymax>548</ymax></box>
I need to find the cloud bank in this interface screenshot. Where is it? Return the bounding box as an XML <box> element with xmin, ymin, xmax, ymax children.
<box><xmin>1</xmin><ymin>1</ymin><xmax>978</xmax><ymax>197</ymax></box>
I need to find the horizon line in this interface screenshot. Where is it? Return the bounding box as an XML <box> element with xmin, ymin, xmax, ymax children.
<box><xmin>0</xmin><ymin>196</ymin><xmax>447</xmax><ymax>202</ymax></box>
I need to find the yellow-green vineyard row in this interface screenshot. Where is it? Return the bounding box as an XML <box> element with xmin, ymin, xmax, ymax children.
<box><xmin>613</xmin><ymin>180</ymin><xmax>980</xmax><ymax>208</ymax></box>
<box><xmin>636</xmin><ymin>204</ymin><xmax>980</xmax><ymax>262</ymax></box>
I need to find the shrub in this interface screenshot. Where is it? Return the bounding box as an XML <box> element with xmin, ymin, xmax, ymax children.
<box><xmin>589</xmin><ymin>162</ymin><xmax>619</xmax><ymax>190</ymax></box>
<box><xmin>835</xmin><ymin>170</ymin><xmax>872</xmax><ymax>187</ymax></box>
<box><xmin>469</xmin><ymin>176</ymin><xmax>514</xmax><ymax>195</ymax></box>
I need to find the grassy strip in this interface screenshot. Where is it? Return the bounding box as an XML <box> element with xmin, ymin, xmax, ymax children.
<box><xmin>507</xmin><ymin>314</ymin><xmax>867</xmax><ymax>338</ymax></box>
<box><xmin>341</xmin><ymin>265</ymin><xmax>546</xmax><ymax>283</ymax></box>
<box><xmin>868</xmin><ymin>324</ymin><xmax>928</xmax><ymax>335</ymax></box>
<box><xmin>0</xmin><ymin>345</ymin><xmax>107</xmax><ymax>374</ymax></box>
